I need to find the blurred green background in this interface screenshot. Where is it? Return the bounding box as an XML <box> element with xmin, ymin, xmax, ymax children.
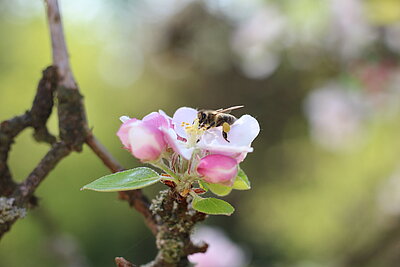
<box><xmin>2</xmin><ymin>0</ymin><xmax>400</xmax><ymax>266</ymax></box>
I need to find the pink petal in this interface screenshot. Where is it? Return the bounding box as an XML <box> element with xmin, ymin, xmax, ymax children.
<box><xmin>159</xmin><ymin>109</ymin><xmax>174</xmax><ymax>128</ymax></box>
<box><xmin>128</xmin><ymin>121</ymin><xmax>167</xmax><ymax>161</ymax></box>
<box><xmin>197</xmin><ymin>154</ymin><xmax>238</xmax><ymax>184</ymax></box>
<box><xmin>143</xmin><ymin>111</ymin><xmax>170</xmax><ymax>129</ymax></box>
<box><xmin>116</xmin><ymin>117</ymin><xmax>138</xmax><ymax>149</ymax></box>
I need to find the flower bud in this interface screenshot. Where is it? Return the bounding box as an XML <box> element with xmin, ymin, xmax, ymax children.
<box><xmin>118</xmin><ymin>120</ymin><xmax>167</xmax><ymax>162</ymax></box>
<box><xmin>117</xmin><ymin>117</ymin><xmax>138</xmax><ymax>149</ymax></box>
<box><xmin>197</xmin><ymin>155</ymin><xmax>238</xmax><ymax>184</ymax></box>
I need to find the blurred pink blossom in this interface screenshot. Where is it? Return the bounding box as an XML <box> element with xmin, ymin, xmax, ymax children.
<box><xmin>189</xmin><ymin>227</ymin><xmax>247</xmax><ymax>267</ymax></box>
<box><xmin>304</xmin><ymin>84</ymin><xmax>365</xmax><ymax>151</ymax></box>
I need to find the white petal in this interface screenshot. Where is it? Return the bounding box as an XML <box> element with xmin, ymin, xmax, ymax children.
<box><xmin>227</xmin><ymin>115</ymin><xmax>260</xmax><ymax>146</ymax></box>
<box><xmin>162</xmin><ymin>128</ymin><xmax>194</xmax><ymax>160</ymax></box>
<box><xmin>198</xmin><ymin>142</ymin><xmax>253</xmax><ymax>154</ymax></box>
<box><xmin>158</xmin><ymin>109</ymin><xmax>168</xmax><ymax>117</ymax></box>
<box><xmin>120</xmin><ymin>116</ymin><xmax>130</xmax><ymax>123</ymax></box>
<box><xmin>172</xmin><ymin>107</ymin><xmax>198</xmax><ymax>138</ymax></box>
<box><xmin>198</xmin><ymin>130</ymin><xmax>253</xmax><ymax>154</ymax></box>
<box><xmin>197</xmin><ymin>115</ymin><xmax>259</xmax><ymax>156</ymax></box>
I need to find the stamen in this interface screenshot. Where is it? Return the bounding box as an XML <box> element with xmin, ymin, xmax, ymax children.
<box><xmin>183</xmin><ymin>118</ymin><xmax>206</xmax><ymax>148</ymax></box>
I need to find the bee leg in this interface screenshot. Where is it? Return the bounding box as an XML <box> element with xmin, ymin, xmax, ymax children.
<box><xmin>222</xmin><ymin>131</ymin><xmax>230</xmax><ymax>142</ymax></box>
<box><xmin>222</xmin><ymin>122</ymin><xmax>231</xmax><ymax>142</ymax></box>
<box><xmin>206</xmin><ymin>121</ymin><xmax>215</xmax><ymax>130</ymax></box>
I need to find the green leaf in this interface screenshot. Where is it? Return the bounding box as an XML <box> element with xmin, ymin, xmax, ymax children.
<box><xmin>197</xmin><ymin>168</ymin><xmax>250</xmax><ymax>196</ymax></box>
<box><xmin>192</xmin><ymin>197</ymin><xmax>235</xmax><ymax>215</ymax></box>
<box><xmin>233</xmin><ymin>168</ymin><xmax>251</xmax><ymax>190</ymax></box>
<box><xmin>205</xmin><ymin>183</ymin><xmax>232</xmax><ymax>196</ymax></box>
<box><xmin>81</xmin><ymin>167</ymin><xmax>160</xmax><ymax>192</ymax></box>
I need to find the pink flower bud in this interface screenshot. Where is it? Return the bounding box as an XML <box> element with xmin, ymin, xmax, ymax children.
<box><xmin>117</xmin><ymin>118</ymin><xmax>138</xmax><ymax>149</ymax></box>
<box><xmin>197</xmin><ymin>155</ymin><xmax>238</xmax><ymax>184</ymax></box>
<box><xmin>129</xmin><ymin>121</ymin><xmax>167</xmax><ymax>161</ymax></box>
<box><xmin>117</xmin><ymin>118</ymin><xmax>167</xmax><ymax>162</ymax></box>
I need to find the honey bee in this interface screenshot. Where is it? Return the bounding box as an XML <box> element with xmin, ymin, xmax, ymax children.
<box><xmin>197</xmin><ymin>105</ymin><xmax>244</xmax><ymax>142</ymax></box>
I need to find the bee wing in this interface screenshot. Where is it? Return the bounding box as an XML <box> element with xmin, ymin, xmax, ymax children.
<box><xmin>216</xmin><ymin>105</ymin><xmax>244</xmax><ymax>113</ymax></box>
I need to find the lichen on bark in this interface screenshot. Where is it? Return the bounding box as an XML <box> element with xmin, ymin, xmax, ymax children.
<box><xmin>0</xmin><ymin>197</ymin><xmax>26</xmax><ymax>224</ymax></box>
<box><xmin>145</xmin><ymin>189</ymin><xmax>207</xmax><ymax>267</ymax></box>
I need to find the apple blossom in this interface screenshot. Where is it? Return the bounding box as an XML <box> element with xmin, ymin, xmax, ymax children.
<box><xmin>197</xmin><ymin>155</ymin><xmax>238</xmax><ymax>184</ymax></box>
<box><xmin>113</xmin><ymin>106</ymin><xmax>258</xmax><ymax>192</ymax></box>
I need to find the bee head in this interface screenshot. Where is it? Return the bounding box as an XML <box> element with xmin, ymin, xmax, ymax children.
<box><xmin>198</xmin><ymin>111</ymin><xmax>207</xmax><ymax>123</ymax></box>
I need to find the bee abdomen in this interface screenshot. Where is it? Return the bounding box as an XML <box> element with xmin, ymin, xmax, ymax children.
<box><xmin>224</xmin><ymin>115</ymin><xmax>236</xmax><ymax>125</ymax></box>
<box><xmin>216</xmin><ymin>114</ymin><xmax>236</xmax><ymax>127</ymax></box>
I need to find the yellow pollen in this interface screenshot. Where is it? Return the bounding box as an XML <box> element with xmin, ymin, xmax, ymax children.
<box><xmin>182</xmin><ymin>118</ymin><xmax>206</xmax><ymax>147</ymax></box>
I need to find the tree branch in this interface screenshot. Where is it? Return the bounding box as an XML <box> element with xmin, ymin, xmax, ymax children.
<box><xmin>0</xmin><ymin>113</ymin><xmax>32</xmax><ymax>196</ymax></box>
<box><xmin>115</xmin><ymin>257</ymin><xmax>137</xmax><ymax>267</ymax></box>
<box><xmin>143</xmin><ymin>190</ymin><xmax>207</xmax><ymax>267</ymax></box>
<box><xmin>45</xmin><ymin>0</ymin><xmax>76</xmax><ymax>89</ymax></box>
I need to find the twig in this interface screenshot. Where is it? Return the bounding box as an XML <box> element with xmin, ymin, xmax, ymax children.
<box><xmin>0</xmin><ymin>113</ymin><xmax>32</xmax><ymax>196</ymax></box>
<box><xmin>115</xmin><ymin>257</ymin><xmax>137</xmax><ymax>267</ymax></box>
<box><xmin>31</xmin><ymin>66</ymin><xmax>58</xmax><ymax>144</ymax></box>
<box><xmin>44</xmin><ymin>0</ymin><xmax>76</xmax><ymax>89</ymax></box>
<box><xmin>0</xmin><ymin>66</ymin><xmax>57</xmax><ymax>197</ymax></box>
<box><xmin>46</xmin><ymin>0</ymin><xmax>87</xmax><ymax>152</ymax></box>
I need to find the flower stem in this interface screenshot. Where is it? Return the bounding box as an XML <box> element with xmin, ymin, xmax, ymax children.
<box><xmin>151</xmin><ymin>161</ymin><xmax>180</xmax><ymax>181</ymax></box>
